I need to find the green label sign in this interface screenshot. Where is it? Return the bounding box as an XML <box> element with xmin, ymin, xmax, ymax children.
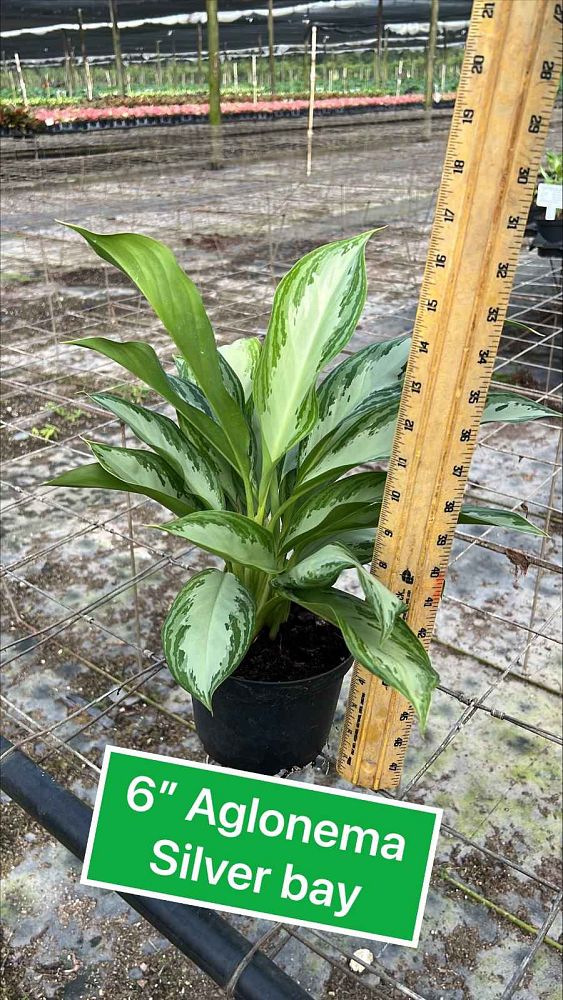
<box><xmin>83</xmin><ymin>746</ymin><xmax>442</xmax><ymax>946</ymax></box>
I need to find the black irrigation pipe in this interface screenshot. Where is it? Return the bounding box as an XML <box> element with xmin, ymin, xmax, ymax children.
<box><xmin>0</xmin><ymin>736</ymin><xmax>310</xmax><ymax>1000</ymax></box>
<box><xmin>1</xmin><ymin>97</ymin><xmax>455</xmax><ymax>138</ymax></box>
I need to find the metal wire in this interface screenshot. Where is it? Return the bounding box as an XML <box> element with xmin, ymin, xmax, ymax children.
<box><xmin>1</xmin><ymin>107</ymin><xmax>561</xmax><ymax>1000</ymax></box>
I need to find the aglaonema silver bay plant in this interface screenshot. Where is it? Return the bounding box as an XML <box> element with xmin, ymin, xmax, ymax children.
<box><xmin>48</xmin><ymin>225</ymin><xmax>556</xmax><ymax>729</ymax></box>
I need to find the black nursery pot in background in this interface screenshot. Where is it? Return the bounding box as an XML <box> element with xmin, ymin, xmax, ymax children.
<box><xmin>536</xmin><ymin>217</ymin><xmax>563</xmax><ymax>247</ymax></box>
<box><xmin>192</xmin><ymin>656</ymin><xmax>352</xmax><ymax>775</ymax></box>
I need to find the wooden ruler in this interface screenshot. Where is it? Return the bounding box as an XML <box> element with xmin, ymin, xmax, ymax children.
<box><xmin>337</xmin><ymin>0</ymin><xmax>562</xmax><ymax>792</ymax></box>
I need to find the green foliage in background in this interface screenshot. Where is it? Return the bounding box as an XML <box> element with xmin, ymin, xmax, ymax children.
<box><xmin>1</xmin><ymin>48</ymin><xmax>463</xmax><ymax>106</ymax></box>
<box><xmin>540</xmin><ymin>151</ymin><xmax>563</xmax><ymax>186</ymax></box>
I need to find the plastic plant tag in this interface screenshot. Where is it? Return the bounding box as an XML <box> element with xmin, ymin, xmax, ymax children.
<box><xmin>82</xmin><ymin>746</ymin><xmax>442</xmax><ymax>947</ymax></box>
<box><xmin>536</xmin><ymin>182</ymin><xmax>563</xmax><ymax>220</ymax></box>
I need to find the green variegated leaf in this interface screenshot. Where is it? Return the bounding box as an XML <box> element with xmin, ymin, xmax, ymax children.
<box><xmin>459</xmin><ymin>505</ymin><xmax>545</xmax><ymax>536</ymax></box>
<box><xmin>175</xmin><ymin>355</ymin><xmax>194</xmax><ymax>381</ymax></box>
<box><xmin>69</xmin><ymin>337</ymin><xmax>180</xmax><ymax>406</ymax></box>
<box><xmin>483</xmin><ymin>392</ymin><xmax>559</xmax><ymax>423</ymax></box>
<box><xmin>162</xmin><ymin>569</ymin><xmax>255</xmax><ymax>710</ymax></box>
<box><xmin>294</xmin><ymin>506</ymin><xmax>383</xmax><ymax>556</ymax></box>
<box><xmin>209</xmin><ymin>457</ymin><xmax>246</xmax><ymax>512</ymax></box>
<box><xmin>302</xmin><ymin>335</ymin><xmax>410</xmax><ymax>460</ymax></box>
<box><xmin>46</xmin><ymin>462</ymin><xmax>196</xmax><ymax>516</ymax></box>
<box><xmin>175</xmin><ymin>352</ymin><xmax>245</xmax><ymax>410</ymax></box>
<box><xmin>304</xmin><ymin>528</ymin><xmax>378</xmax><ymax>565</ymax></box>
<box><xmin>274</xmin><ymin>585</ymin><xmax>438</xmax><ymax>729</ymax></box>
<box><xmin>92</xmin><ymin>393</ymin><xmax>225</xmax><ymax>510</ymax></box>
<box><xmin>298</xmin><ymin>387</ymin><xmax>401</xmax><ymax>486</ymax></box>
<box><xmin>154</xmin><ymin>511</ymin><xmax>277</xmax><ymax>572</ymax></box>
<box><xmin>281</xmin><ymin>471</ymin><xmax>386</xmax><ymax>550</ymax></box>
<box><xmin>306</xmin><ymin>500</ymin><xmax>545</xmax><ymax>561</ymax></box>
<box><xmin>173</xmin><ymin>358</ymin><xmax>258</xmax><ymax>496</ymax></box>
<box><xmin>220</xmin><ymin>337</ymin><xmax>262</xmax><ymax>400</ymax></box>
<box><xmin>254</xmin><ymin>231</ymin><xmax>375</xmax><ymax>464</ymax></box>
<box><xmin>63</xmin><ymin>225</ymin><xmax>251</xmax><ymax>482</ymax></box>
<box><xmin>68</xmin><ymin>337</ymin><xmax>239</xmax><ymax>471</ymax></box>
<box><xmin>167</xmin><ymin>372</ymin><xmax>214</xmax><ymax>418</ymax></box>
<box><xmin>216</xmin><ymin>354</ymin><xmax>245</xmax><ymax>410</ymax></box>
<box><xmin>87</xmin><ymin>441</ymin><xmax>195</xmax><ymax>512</ymax></box>
<box><xmin>174</xmin><ymin>414</ymin><xmax>246</xmax><ymax>511</ymax></box>
<box><xmin>274</xmin><ymin>542</ymin><xmax>405</xmax><ymax>641</ymax></box>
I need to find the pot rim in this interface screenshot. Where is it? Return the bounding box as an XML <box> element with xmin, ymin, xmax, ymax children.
<box><xmin>228</xmin><ymin>652</ymin><xmax>353</xmax><ymax>689</ymax></box>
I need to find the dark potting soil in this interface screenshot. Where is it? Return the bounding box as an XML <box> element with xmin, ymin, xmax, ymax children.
<box><xmin>235</xmin><ymin>605</ymin><xmax>349</xmax><ymax>683</ymax></box>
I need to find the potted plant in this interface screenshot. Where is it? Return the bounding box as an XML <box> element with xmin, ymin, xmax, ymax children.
<box><xmin>48</xmin><ymin>226</ymin><xmax>555</xmax><ymax>774</ymax></box>
<box><xmin>534</xmin><ymin>151</ymin><xmax>563</xmax><ymax>252</ymax></box>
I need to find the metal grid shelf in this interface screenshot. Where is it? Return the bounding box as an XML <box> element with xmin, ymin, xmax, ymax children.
<box><xmin>1</xmin><ymin>112</ymin><xmax>561</xmax><ymax>1000</ymax></box>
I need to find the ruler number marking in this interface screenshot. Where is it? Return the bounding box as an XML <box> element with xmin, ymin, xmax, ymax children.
<box><xmin>338</xmin><ymin>0</ymin><xmax>563</xmax><ymax>789</ymax></box>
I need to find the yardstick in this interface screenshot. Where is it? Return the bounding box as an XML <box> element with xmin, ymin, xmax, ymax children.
<box><xmin>337</xmin><ymin>0</ymin><xmax>563</xmax><ymax>792</ymax></box>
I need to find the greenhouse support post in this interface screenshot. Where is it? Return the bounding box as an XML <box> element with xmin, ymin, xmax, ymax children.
<box><xmin>197</xmin><ymin>23</ymin><xmax>203</xmax><ymax>81</ymax></box>
<box><xmin>69</xmin><ymin>45</ymin><xmax>78</xmax><ymax>96</ymax></box>
<box><xmin>306</xmin><ymin>25</ymin><xmax>317</xmax><ymax>178</ymax></box>
<box><xmin>303</xmin><ymin>27</ymin><xmax>309</xmax><ymax>89</ymax></box>
<box><xmin>268</xmin><ymin>0</ymin><xmax>276</xmax><ymax>95</ymax></box>
<box><xmin>0</xmin><ymin>738</ymin><xmax>310</xmax><ymax>1000</ymax></box>
<box><xmin>170</xmin><ymin>33</ymin><xmax>177</xmax><ymax>88</ymax></box>
<box><xmin>206</xmin><ymin>0</ymin><xmax>223</xmax><ymax>169</ymax></box>
<box><xmin>375</xmin><ymin>0</ymin><xmax>384</xmax><ymax>84</ymax></box>
<box><xmin>396</xmin><ymin>58</ymin><xmax>403</xmax><ymax>97</ymax></box>
<box><xmin>77</xmin><ymin>8</ymin><xmax>94</xmax><ymax>101</ymax></box>
<box><xmin>156</xmin><ymin>40</ymin><xmax>162</xmax><ymax>88</ymax></box>
<box><xmin>108</xmin><ymin>0</ymin><xmax>125</xmax><ymax>94</ymax></box>
<box><xmin>61</xmin><ymin>31</ymin><xmax>73</xmax><ymax>97</ymax></box>
<box><xmin>252</xmin><ymin>52</ymin><xmax>258</xmax><ymax>104</ymax></box>
<box><xmin>424</xmin><ymin>0</ymin><xmax>439</xmax><ymax>139</ymax></box>
<box><xmin>13</xmin><ymin>52</ymin><xmax>27</xmax><ymax>105</ymax></box>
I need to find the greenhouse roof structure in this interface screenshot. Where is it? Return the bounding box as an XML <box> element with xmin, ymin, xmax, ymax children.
<box><xmin>2</xmin><ymin>1</ymin><xmax>473</xmax><ymax>60</ymax></box>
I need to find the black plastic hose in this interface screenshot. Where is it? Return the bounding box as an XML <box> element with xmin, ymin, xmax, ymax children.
<box><xmin>0</xmin><ymin>737</ymin><xmax>310</xmax><ymax>1000</ymax></box>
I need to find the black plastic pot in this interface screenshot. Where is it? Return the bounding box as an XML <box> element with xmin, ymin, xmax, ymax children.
<box><xmin>536</xmin><ymin>217</ymin><xmax>563</xmax><ymax>246</ymax></box>
<box><xmin>525</xmin><ymin>200</ymin><xmax>544</xmax><ymax>237</ymax></box>
<box><xmin>193</xmin><ymin>655</ymin><xmax>352</xmax><ymax>775</ymax></box>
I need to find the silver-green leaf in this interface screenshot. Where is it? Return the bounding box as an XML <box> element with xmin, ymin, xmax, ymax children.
<box><xmin>483</xmin><ymin>392</ymin><xmax>559</xmax><ymax>423</ymax></box>
<box><xmin>302</xmin><ymin>335</ymin><xmax>410</xmax><ymax>461</ymax></box>
<box><xmin>254</xmin><ymin>231</ymin><xmax>375</xmax><ymax>465</ymax></box>
<box><xmin>274</xmin><ymin>542</ymin><xmax>405</xmax><ymax>641</ymax></box>
<box><xmin>220</xmin><ymin>337</ymin><xmax>262</xmax><ymax>400</ymax></box>
<box><xmin>275</xmin><ymin>585</ymin><xmax>438</xmax><ymax>729</ymax></box>
<box><xmin>88</xmin><ymin>441</ymin><xmax>193</xmax><ymax>510</ymax></box>
<box><xmin>175</xmin><ymin>352</ymin><xmax>245</xmax><ymax>410</ymax></box>
<box><xmin>459</xmin><ymin>504</ymin><xmax>545</xmax><ymax>536</ymax></box>
<box><xmin>46</xmin><ymin>461</ymin><xmax>197</xmax><ymax>516</ymax></box>
<box><xmin>92</xmin><ymin>393</ymin><xmax>224</xmax><ymax>510</ymax></box>
<box><xmin>162</xmin><ymin>569</ymin><xmax>255</xmax><ymax>710</ymax></box>
<box><xmin>68</xmin><ymin>336</ymin><xmax>238</xmax><ymax>471</ymax></box>
<box><xmin>297</xmin><ymin>387</ymin><xmax>401</xmax><ymax>486</ymax></box>
<box><xmin>308</xmin><ymin>500</ymin><xmax>546</xmax><ymax>561</ymax></box>
<box><xmin>154</xmin><ymin>510</ymin><xmax>278</xmax><ymax>572</ymax></box>
<box><xmin>63</xmin><ymin>225</ymin><xmax>251</xmax><ymax>483</ymax></box>
<box><xmin>281</xmin><ymin>471</ymin><xmax>386</xmax><ymax>550</ymax></box>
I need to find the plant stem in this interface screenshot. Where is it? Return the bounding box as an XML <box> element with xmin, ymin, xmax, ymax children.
<box><xmin>269</xmin><ymin>488</ymin><xmax>304</xmax><ymax>527</ymax></box>
<box><xmin>243</xmin><ymin>475</ymin><xmax>256</xmax><ymax>519</ymax></box>
<box><xmin>256</xmin><ymin>462</ymin><xmax>275</xmax><ymax>523</ymax></box>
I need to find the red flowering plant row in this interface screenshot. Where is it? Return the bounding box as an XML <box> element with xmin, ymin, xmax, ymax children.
<box><xmin>29</xmin><ymin>92</ymin><xmax>455</xmax><ymax>128</ymax></box>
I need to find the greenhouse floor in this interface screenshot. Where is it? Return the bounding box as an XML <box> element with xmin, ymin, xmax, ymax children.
<box><xmin>1</xmin><ymin>111</ymin><xmax>562</xmax><ymax>1000</ymax></box>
